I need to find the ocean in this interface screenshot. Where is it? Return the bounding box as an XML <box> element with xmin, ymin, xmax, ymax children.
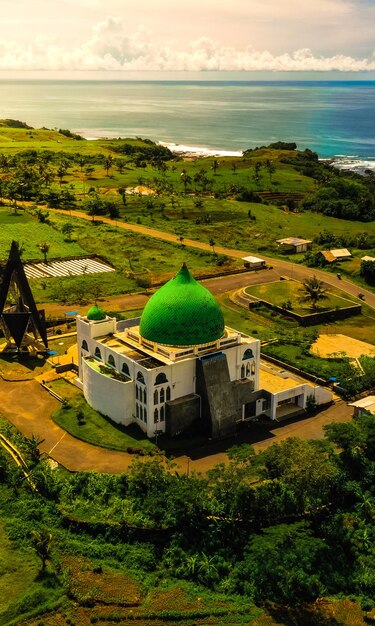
<box><xmin>1</xmin><ymin>79</ymin><xmax>375</xmax><ymax>171</ymax></box>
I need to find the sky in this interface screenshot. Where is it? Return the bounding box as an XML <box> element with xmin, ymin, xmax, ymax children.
<box><xmin>0</xmin><ymin>0</ymin><xmax>375</xmax><ymax>76</ymax></box>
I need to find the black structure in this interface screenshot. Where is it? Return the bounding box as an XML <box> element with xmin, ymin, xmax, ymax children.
<box><xmin>0</xmin><ymin>241</ymin><xmax>48</xmax><ymax>353</ymax></box>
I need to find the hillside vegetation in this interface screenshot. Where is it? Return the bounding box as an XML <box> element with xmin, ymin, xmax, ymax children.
<box><xmin>0</xmin><ymin>412</ymin><xmax>374</xmax><ymax>625</ymax></box>
<box><xmin>0</xmin><ymin>125</ymin><xmax>373</xmax><ymax>284</ymax></box>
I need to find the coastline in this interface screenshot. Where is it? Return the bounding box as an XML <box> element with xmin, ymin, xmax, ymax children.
<box><xmin>81</xmin><ymin>131</ymin><xmax>375</xmax><ymax>173</ymax></box>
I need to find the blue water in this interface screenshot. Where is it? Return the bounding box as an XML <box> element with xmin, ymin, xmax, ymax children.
<box><xmin>0</xmin><ymin>80</ymin><xmax>375</xmax><ymax>159</ymax></box>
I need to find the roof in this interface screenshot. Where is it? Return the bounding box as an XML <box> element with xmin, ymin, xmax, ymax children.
<box><xmin>361</xmin><ymin>256</ymin><xmax>375</xmax><ymax>262</ymax></box>
<box><xmin>348</xmin><ymin>396</ymin><xmax>375</xmax><ymax>414</ymax></box>
<box><xmin>87</xmin><ymin>304</ymin><xmax>106</xmax><ymax>321</ymax></box>
<box><xmin>276</xmin><ymin>237</ymin><xmax>312</xmax><ymax>246</ymax></box>
<box><xmin>259</xmin><ymin>369</ymin><xmax>302</xmax><ymax>393</ymax></box>
<box><xmin>321</xmin><ymin>250</ymin><xmax>337</xmax><ymax>263</ymax></box>
<box><xmin>242</xmin><ymin>256</ymin><xmax>265</xmax><ymax>263</ymax></box>
<box><xmin>139</xmin><ymin>264</ymin><xmax>225</xmax><ymax>347</ymax></box>
<box><xmin>330</xmin><ymin>248</ymin><xmax>352</xmax><ymax>258</ymax></box>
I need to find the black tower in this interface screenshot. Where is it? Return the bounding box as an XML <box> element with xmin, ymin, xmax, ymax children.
<box><xmin>0</xmin><ymin>241</ymin><xmax>48</xmax><ymax>353</ymax></box>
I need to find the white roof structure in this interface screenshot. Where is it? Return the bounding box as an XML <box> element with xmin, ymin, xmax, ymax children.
<box><xmin>329</xmin><ymin>249</ymin><xmax>352</xmax><ymax>259</ymax></box>
<box><xmin>348</xmin><ymin>396</ymin><xmax>375</xmax><ymax>414</ymax></box>
<box><xmin>242</xmin><ymin>256</ymin><xmax>265</xmax><ymax>264</ymax></box>
<box><xmin>361</xmin><ymin>256</ymin><xmax>375</xmax><ymax>262</ymax></box>
<box><xmin>276</xmin><ymin>237</ymin><xmax>312</xmax><ymax>246</ymax></box>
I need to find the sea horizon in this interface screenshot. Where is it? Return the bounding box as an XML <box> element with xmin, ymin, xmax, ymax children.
<box><xmin>1</xmin><ymin>79</ymin><xmax>375</xmax><ymax>169</ymax></box>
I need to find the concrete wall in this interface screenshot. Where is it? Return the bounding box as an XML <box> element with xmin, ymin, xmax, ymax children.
<box><xmin>82</xmin><ymin>358</ymin><xmax>134</xmax><ymax>426</ymax></box>
<box><xmin>166</xmin><ymin>394</ymin><xmax>201</xmax><ymax>437</ymax></box>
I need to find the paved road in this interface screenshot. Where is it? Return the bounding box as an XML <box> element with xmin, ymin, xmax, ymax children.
<box><xmin>0</xmin><ymin>378</ymin><xmax>352</xmax><ymax>474</ymax></box>
<box><xmin>43</xmin><ymin>207</ymin><xmax>374</xmax><ymax>314</ymax></box>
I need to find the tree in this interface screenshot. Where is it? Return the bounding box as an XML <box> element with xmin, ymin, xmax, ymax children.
<box><xmin>61</xmin><ymin>222</ymin><xmax>74</xmax><ymax>241</ymax></box>
<box><xmin>253</xmin><ymin>161</ymin><xmax>262</xmax><ymax>187</ymax></box>
<box><xmin>38</xmin><ymin>242</ymin><xmax>50</xmax><ymax>264</ymax></box>
<box><xmin>118</xmin><ymin>186</ymin><xmax>127</xmax><ymax>206</ymax></box>
<box><xmin>301</xmin><ymin>275</ymin><xmax>328</xmax><ymax>310</ymax></box>
<box><xmin>360</xmin><ymin>259</ymin><xmax>375</xmax><ymax>285</ymax></box>
<box><xmin>212</xmin><ymin>159</ymin><xmax>219</xmax><ymax>175</ymax></box>
<box><xmin>104</xmin><ymin>156</ymin><xmax>114</xmax><ymax>177</ymax></box>
<box><xmin>180</xmin><ymin>170</ymin><xmax>192</xmax><ymax>195</ymax></box>
<box><xmin>209</xmin><ymin>238</ymin><xmax>216</xmax><ymax>254</ymax></box>
<box><xmin>30</xmin><ymin>529</ymin><xmax>53</xmax><ymax>574</ymax></box>
<box><xmin>265</xmin><ymin>159</ymin><xmax>276</xmax><ymax>184</ymax></box>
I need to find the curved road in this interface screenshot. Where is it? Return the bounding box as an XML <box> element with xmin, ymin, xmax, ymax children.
<box><xmin>46</xmin><ymin>207</ymin><xmax>375</xmax><ymax>312</ymax></box>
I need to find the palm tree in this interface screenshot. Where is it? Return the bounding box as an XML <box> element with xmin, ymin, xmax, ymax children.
<box><xmin>30</xmin><ymin>529</ymin><xmax>53</xmax><ymax>574</ymax></box>
<box><xmin>301</xmin><ymin>276</ymin><xmax>328</xmax><ymax>310</ymax></box>
<box><xmin>38</xmin><ymin>242</ymin><xmax>50</xmax><ymax>264</ymax></box>
<box><xmin>118</xmin><ymin>186</ymin><xmax>127</xmax><ymax>206</ymax></box>
<box><xmin>180</xmin><ymin>170</ymin><xmax>192</xmax><ymax>195</ymax></box>
<box><xmin>104</xmin><ymin>156</ymin><xmax>114</xmax><ymax>177</ymax></box>
<box><xmin>209</xmin><ymin>238</ymin><xmax>216</xmax><ymax>255</ymax></box>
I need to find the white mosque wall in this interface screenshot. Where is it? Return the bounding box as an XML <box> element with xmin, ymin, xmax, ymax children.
<box><xmin>82</xmin><ymin>358</ymin><xmax>134</xmax><ymax>426</ymax></box>
<box><xmin>260</xmin><ymin>383</ymin><xmax>332</xmax><ymax>420</ymax></box>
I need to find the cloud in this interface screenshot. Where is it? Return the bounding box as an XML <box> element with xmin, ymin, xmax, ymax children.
<box><xmin>0</xmin><ymin>16</ymin><xmax>375</xmax><ymax>72</ymax></box>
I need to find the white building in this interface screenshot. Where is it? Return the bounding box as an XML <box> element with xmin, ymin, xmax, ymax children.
<box><xmin>76</xmin><ymin>264</ymin><xmax>332</xmax><ymax>439</ymax></box>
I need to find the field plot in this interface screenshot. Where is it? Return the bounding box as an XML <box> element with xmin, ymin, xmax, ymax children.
<box><xmin>24</xmin><ymin>257</ymin><xmax>115</xmax><ymax>279</ymax></box>
<box><xmin>311</xmin><ymin>333</ymin><xmax>375</xmax><ymax>358</ymax></box>
<box><xmin>0</xmin><ymin>209</ymin><xmax>85</xmax><ymax>261</ymax></box>
<box><xmin>246</xmin><ymin>280</ymin><xmax>356</xmax><ymax>314</ymax></box>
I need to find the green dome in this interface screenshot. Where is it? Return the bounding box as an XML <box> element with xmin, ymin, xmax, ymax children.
<box><xmin>139</xmin><ymin>264</ymin><xmax>224</xmax><ymax>347</ymax></box>
<box><xmin>87</xmin><ymin>304</ymin><xmax>106</xmax><ymax>321</ymax></box>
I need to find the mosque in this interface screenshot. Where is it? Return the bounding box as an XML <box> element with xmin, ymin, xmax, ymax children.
<box><xmin>76</xmin><ymin>264</ymin><xmax>332</xmax><ymax>439</ymax></box>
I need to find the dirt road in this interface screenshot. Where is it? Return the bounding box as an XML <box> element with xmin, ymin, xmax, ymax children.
<box><xmin>43</xmin><ymin>207</ymin><xmax>374</xmax><ymax>315</ymax></box>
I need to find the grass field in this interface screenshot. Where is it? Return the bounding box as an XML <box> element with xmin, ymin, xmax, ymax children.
<box><xmin>0</xmin><ymin>207</ymin><xmax>85</xmax><ymax>261</ymax></box>
<box><xmin>245</xmin><ymin>280</ymin><xmax>357</xmax><ymax>314</ymax></box>
<box><xmin>52</xmin><ymin>384</ymin><xmax>156</xmax><ymax>453</ymax></box>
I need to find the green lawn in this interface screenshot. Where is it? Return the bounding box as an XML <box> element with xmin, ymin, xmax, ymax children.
<box><xmin>245</xmin><ymin>280</ymin><xmax>357</xmax><ymax>315</ymax></box>
<box><xmin>52</xmin><ymin>388</ymin><xmax>156</xmax><ymax>454</ymax></box>
<box><xmin>0</xmin><ymin>207</ymin><xmax>85</xmax><ymax>261</ymax></box>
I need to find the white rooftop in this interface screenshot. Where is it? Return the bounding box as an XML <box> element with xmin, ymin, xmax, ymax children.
<box><xmin>361</xmin><ymin>256</ymin><xmax>375</xmax><ymax>262</ymax></box>
<box><xmin>276</xmin><ymin>237</ymin><xmax>312</xmax><ymax>246</ymax></box>
<box><xmin>242</xmin><ymin>256</ymin><xmax>265</xmax><ymax>263</ymax></box>
<box><xmin>329</xmin><ymin>249</ymin><xmax>352</xmax><ymax>258</ymax></box>
<box><xmin>349</xmin><ymin>395</ymin><xmax>375</xmax><ymax>411</ymax></box>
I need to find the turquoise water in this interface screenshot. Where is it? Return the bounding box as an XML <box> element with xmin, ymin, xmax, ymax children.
<box><xmin>0</xmin><ymin>80</ymin><xmax>375</xmax><ymax>159</ymax></box>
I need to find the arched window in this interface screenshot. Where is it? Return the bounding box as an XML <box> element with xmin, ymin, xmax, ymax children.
<box><xmin>81</xmin><ymin>340</ymin><xmax>88</xmax><ymax>351</ymax></box>
<box><xmin>160</xmin><ymin>388</ymin><xmax>165</xmax><ymax>403</ymax></box>
<box><xmin>166</xmin><ymin>386</ymin><xmax>171</xmax><ymax>401</ymax></box>
<box><xmin>160</xmin><ymin>406</ymin><xmax>165</xmax><ymax>422</ymax></box>
<box><xmin>140</xmin><ymin>405</ymin><xmax>143</xmax><ymax>420</ymax></box>
<box><xmin>155</xmin><ymin>372</ymin><xmax>168</xmax><ymax>385</ymax></box>
<box><xmin>122</xmin><ymin>362</ymin><xmax>130</xmax><ymax>376</ymax></box>
<box><xmin>136</xmin><ymin>403</ymin><xmax>139</xmax><ymax>418</ymax></box>
<box><xmin>94</xmin><ymin>347</ymin><xmax>101</xmax><ymax>359</ymax></box>
<box><xmin>251</xmin><ymin>362</ymin><xmax>256</xmax><ymax>376</ymax></box>
<box><xmin>144</xmin><ymin>407</ymin><xmax>147</xmax><ymax>422</ymax></box>
<box><xmin>154</xmin><ymin>389</ymin><xmax>158</xmax><ymax>405</ymax></box>
<box><xmin>143</xmin><ymin>388</ymin><xmax>147</xmax><ymax>404</ymax></box>
<box><xmin>241</xmin><ymin>364</ymin><xmax>245</xmax><ymax>379</ymax></box>
<box><xmin>108</xmin><ymin>354</ymin><xmax>115</xmax><ymax>367</ymax></box>
<box><xmin>242</xmin><ymin>348</ymin><xmax>254</xmax><ymax>360</ymax></box>
<box><xmin>154</xmin><ymin>408</ymin><xmax>158</xmax><ymax>423</ymax></box>
<box><xmin>246</xmin><ymin>362</ymin><xmax>251</xmax><ymax>377</ymax></box>
<box><xmin>137</xmin><ymin>372</ymin><xmax>145</xmax><ymax>384</ymax></box>
<box><xmin>136</xmin><ymin>386</ymin><xmax>139</xmax><ymax>400</ymax></box>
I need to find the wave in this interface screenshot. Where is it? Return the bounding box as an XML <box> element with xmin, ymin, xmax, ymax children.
<box><xmin>159</xmin><ymin>142</ymin><xmax>242</xmax><ymax>158</ymax></box>
<box><xmin>331</xmin><ymin>155</ymin><xmax>375</xmax><ymax>175</ymax></box>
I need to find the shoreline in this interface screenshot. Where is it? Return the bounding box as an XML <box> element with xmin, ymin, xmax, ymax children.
<box><xmin>81</xmin><ymin>132</ymin><xmax>375</xmax><ymax>172</ymax></box>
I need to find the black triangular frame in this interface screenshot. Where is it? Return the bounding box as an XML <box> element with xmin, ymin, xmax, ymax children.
<box><xmin>0</xmin><ymin>241</ymin><xmax>48</xmax><ymax>348</ymax></box>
